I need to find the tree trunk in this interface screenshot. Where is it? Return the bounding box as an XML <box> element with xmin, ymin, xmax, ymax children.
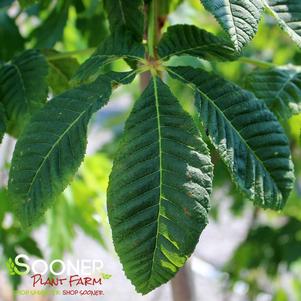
<box><xmin>171</xmin><ymin>263</ymin><xmax>195</xmax><ymax>301</ymax></box>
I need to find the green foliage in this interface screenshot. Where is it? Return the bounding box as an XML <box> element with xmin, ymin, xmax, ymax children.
<box><xmin>246</xmin><ymin>66</ymin><xmax>301</xmax><ymax>119</ymax></box>
<box><xmin>0</xmin><ymin>0</ymin><xmax>300</xmax><ymax>297</ymax></box>
<box><xmin>0</xmin><ymin>190</ymin><xmax>42</xmax><ymax>289</ymax></box>
<box><xmin>43</xmin><ymin>50</ymin><xmax>80</xmax><ymax>95</ymax></box>
<box><xmin>168</xmin><ymin>66</ymin><xmax>295</xmax><ymax>210</ymax></box>
<box><xmin>227</xmin><ymin>218</ymin><xmax>301</xmax><ymax>278</ymax></box>
<box><xmin>69</xmin><ymin>154</ymin><xmax>112</xmax><ymax>247</ymax></box>
<box><xmin>158</xmin><ymin>24</ymin><xmax>238</xmax><ymax>61</ymax></box>
<box><xmin>72</xmin><ymin>29</ymin><xmax>144</xmax><ymax>84</ymax></box>
<box><xmin>8</xmin><ymin>77</ymin><xmax>112</xmax><ymax>227</ymax></box>
<box><xmin>200</xmin><ymin>0</ymin><xmax>264</xmax><ymax>51</ymax></box>
<box><xmin>0</xmin><ymin>0</ymin><xmax>14</xmax><ymax>9</ymax></box>
<box><xmin>0</xmin><ymin>50</ymin><xmax>48</xmax><ymax>137</ymax></box>
<box><xmin>265</xmin><ymin>0</ymin><xmax>301</xmax><ymax>47</ymax></box>
<box><xmin>104</xmin><ymin>0</ymin><xmax>144</xmax><ymax>41</ymax></box>
<box><xmin>47</xmin><ymin>195</ymin><xmax>76</xmax><ymax>259</ymax></box>
<box><xmin>18</xmin><ymin>0</ymin><xmax>37</xmax><ymax>8</ymax></box>
<box><xmin>107</xmin><ymin>77</ymin><xmax>212</xmax><ymax>294</ymax></box>
<box><xmin>31</xmin><ymin>0</ymin><xmax>70</xmax><ymax>48</ymax></box>
<box><xmin>75</xmin><ymin>1</ymin><xmax>109</xmax><ymax>47</ymax></box>
<box><xmin>0</xmin><ymin>12</ymin><xmax>25</xmax><ymax>61</ymax></box>
<box><xmin>46</xmin><ymin>153</ymin><xmax>110</xmax><ymax>259</ymax></box>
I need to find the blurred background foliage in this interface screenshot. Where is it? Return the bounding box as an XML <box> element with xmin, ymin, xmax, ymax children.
<box><xmin>0</xmin><ymin>0</ymin><xmax>300</xmax><ymax>300</ymax></box>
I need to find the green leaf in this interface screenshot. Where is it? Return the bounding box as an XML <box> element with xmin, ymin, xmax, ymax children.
<box><xmin>31</xmin><ymin>0</ymin><xmax>70</xmax><ymax>48</ymax></box>
<box><xmin>104</xmin><ymin>0</ymin><xmax>144</xmax><ymax>41</ymax></box>
<box><xmin>245</xmin><ymin>67</ymin><xmax>301</xmax><ymax>119</ymax></box>
<box><xmin>265</xmin><ymin>0</ymin><xmax>301</xmax><ymax>47</ymax></box>
<box><xmin>158</xmin><ymin>0</ymin><xmax>183</xmax><ymax>15</ymax></box>
<box><xmin>72</xmin><ymin>29</ymin><xmax>144</xmax><ymax>85</ymax></box>
<box><xmin>43</xmin><ymin>50</ymin><xmax>80</xmax><ymax>95</ymax></box>
<box><xmin>70</xmin><ymin>153</ymin><xmax>112</xmax><ymax>247</ymax></box>
<box><xmin>75</xmin><ymin>0</ymin><xmax>109</xmax><ymax>47</ymax></box>
<box><xmin>105</xmin><ymin>70</ymin><xmax>137</xmax><ymax>86</ymax></box>
<box><xmin>0</xmin><ymin>0</ymin><xmax>14</xmax><ymax>9</ymax></box>
<box><xmin>200</xmin><ymin>0</ymin><xmax>264</xmax><ymax>51</ymax></box>
<box><xmin>0</xmin><ymin>12</ymin><xmax>25</xmax><ymax>61</ymax></box>
<box><xmin>168</xmin><ymin>66</ymin><xmax>295</xmax><ymax>210</ymax></box>
<box><xmin>8</xmin><ymin>77</ymin><xmax>112</xmax><ymax>227</ymax></box>
<box><xmin>18</xmin><ymin>0</ymin><xmax>37</xmax><ymax>8</ymax></box>
<box><xmin>0</xmin><ymin>103</ymin><xmax>6</xmax><ymax>144</ymax></box>
<box><xmin>158</xmin><ymin>24</ymin><xmax>239</xmax><ymax>61</ymax></box>
<box><xmin>107</xmin><ymin>77</ymin><xmax>213</xmax><ymax>294</ymax></box>
<box><xmin>18</xmin><ymin>237</ymin><xmax>43</xmax><ymax>258</ymax></box>
<box><xmin>0</xmin><ymin>50</ymin><xmax>48</xmax><ymax>137</ymax></box>
<box><xmin>46</xmin><ymin>195</ymin><xmax>75</xmax><ymax>259</ymax></box>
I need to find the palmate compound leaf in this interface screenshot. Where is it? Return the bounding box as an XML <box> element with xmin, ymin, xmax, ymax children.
<box><xmin>0</xmin><ymin>50</ymin><xmax>48</xmax><ymax>137</ymax></box>
<box><xmin>264</xmin><ymin>0</ymin><xmax>301</xmax><ymax>47</ymax></box>
<box><xmin>104</xmin><ymin>0</ymin><xmax>144</xmax><ymax>41</ymax></box>
<box><xmin>8</xmin><ymin>73</ymin><xmax>125</xmax><ymax>227</ymax></box>
<box><xmin>158</xmin><ymin>24</ymin><xmax>238</xmax><ymax>61</ymax></box>
<box><xmin>107</xmin><ymin>77</ymin><xmax>213</xmax><ymax>294</ymax></box>
<box><xmin>200</xmin><ymin>0</ymin><xmax>264</xmax><ymax>51</ymax></box>
<box><xmin>72</xmin><ymin>29</ymin><xmax>145</xmax><ymax>85</ymax></box>
<box><xmin>168</xmin><ymin>66</ymin><xmax>295</xmax><ymax>210</ymax></box>
<box><xmin>245</xmin><ymin>67</ymin><xmax>301</xmax><ymax>119</ymax></box>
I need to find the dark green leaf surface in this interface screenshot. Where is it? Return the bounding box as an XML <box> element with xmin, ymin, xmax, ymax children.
<box><xmin>0</xmin><ymin>103</ymin><xmax>6</xmax><ymax>143</ymax></box>
<box><xmin>18</xmin><ymin>237</ymin><xmax>43</xmax><ymax>258</ymax></box>
<box><xmin>72</xmin><ymin>29</ymin><xmax>144</xmax><ymax>85</ymax></box>
<box><xmin>201</xmin><ymin>0</ymin><xmax>263</xmax><ymax>51</ymax></box>
<box><xmin>0</xmin><ymin>50</ymin><xmax>48</xmax><ymax>137</ymax></box>
<box><xmin>0</xmin><ymin>0</ymin><xmax>14</xmax><ymax>8</ymax></box>
<box><xmin>245</xmin><ymin>67</ymin><xmax>301</xmax><ymax>119</ymax></box>
<box><xmin>18</xmin><ymin>0</ymin><xmax>37</xmax><ymax>8</ymax></box>
<box><xmin>158</xmin><ymin>24</ymin><xmax>238</xmax><ymax>61</ymax></box>
<box><xmin>9</xmin><ymin>77</ymin><xmax>112</xmax><ymax>227</ymax></box>
<box><xmin>169</xmin><ymin>66</ymin><xmax>295</xmax><ymax>210</ymax></box>
<box><xmin>107</xmin><ymin>77</ymin><xmax>213</xmax><ymax>294</ymax></box>
<box><xmin>0</xmin><ymin>12</ymin><xmax>25</xmax><ymax>61</ymax></box>
<box><xmin>265</xmin><ymin>0</ymin><xmax>301</xmax><ymax>47</ymax></box>
<box><xmin>43</xmin><ymin>50</ymin><xmax>80</xmax><ymax>95</ymax></box>
<box><xmin>105</xmin><ymin>70</ymin><xmax>137</xmax><ymax>86</ymax></box>
<box><xmin>76</xmin><ymin>5</ymin><xmax>109</xmax><ymax>47</ymax></box>
<box><xmin>104</xmin><ymin>0</ymin><xmax>144</xmax><ymax>41</ymax></box>
<box><xmin>31</xmin><ymin>0</ymin><xmax>70</xmax><ymax>48</ymax></box>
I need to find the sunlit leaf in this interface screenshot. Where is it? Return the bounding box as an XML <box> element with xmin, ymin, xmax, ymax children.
<box><xmin>169</xmin><ymin>66</ymin><xmax>295</xmax><ymax>210</ymax></box>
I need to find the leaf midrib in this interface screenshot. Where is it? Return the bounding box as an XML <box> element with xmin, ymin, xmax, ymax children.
<box><xmin>11</xmin><ymin>63</ymin><xmax>29</xmax><ymax>108</ymax></box>
<box><xmin>48</xmin><ymin>60</ymin><xmax>70</xmax><ymax>83</ymax></box>
<box><xmin>117</xmin><ymin>0</ymin><xmax>127</xmax><ymax>25</ymax></box>
<box><xmin>226</xmin><ymin>0</ymin><xmax>239</xmax><ymax>47</ymax></box>
<box><xmin>25</xmin><ymin>100</ymin><xmax>95</xmax><ymax>196</ymax></box>
<box><xmin>264</xmin><ymin>0</ymin><xmax>301</xmax><ymax>45</ymax></box>
<box><xmin>274</xmin><ymin>71</ymin><xmax>299</xmax><ymax>107</ymax></box>
<box><xmin>146</xmin><ymin>77</ymin><xmax>163</xmax><ymax>289</ymax></box>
